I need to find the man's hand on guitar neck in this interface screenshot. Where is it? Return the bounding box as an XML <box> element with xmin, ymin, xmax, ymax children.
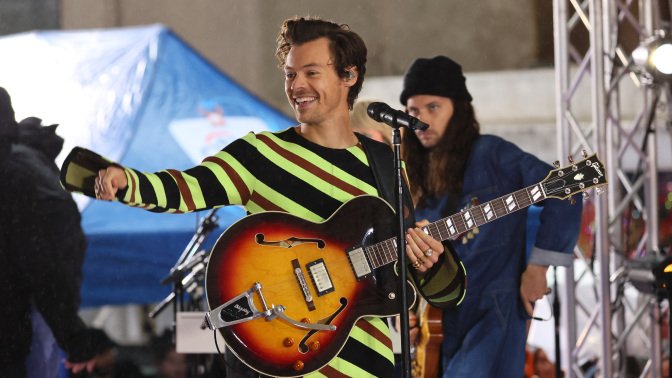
<box><xmin>406</xmin><ymin>219</ymin><xmax>444</xmax><ymax>274</ymax></box>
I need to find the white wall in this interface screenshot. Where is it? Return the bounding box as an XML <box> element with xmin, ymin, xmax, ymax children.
<box><xmin>360</xmin><ymin>68</ymin><xmax>672</xmax><ymax>169</ymax></box>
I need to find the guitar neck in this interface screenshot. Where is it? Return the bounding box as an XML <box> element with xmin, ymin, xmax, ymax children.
<box><xmin>364</xmin><ymin>182</ymin><xmax>547</xmax><ymax>270</ymax></box>
<box><xmin>426</xmin><ymin>182</ymin><xmax>546</xmax><ymax>243</ymax></box>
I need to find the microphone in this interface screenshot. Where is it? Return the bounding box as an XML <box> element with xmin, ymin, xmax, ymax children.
<box><xmin>366</xmin><ymin>102</ymin><xmax>428</xmax><ymax>131</ymax></box>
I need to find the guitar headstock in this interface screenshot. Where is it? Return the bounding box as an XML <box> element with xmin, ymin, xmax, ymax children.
<box><xmin>542</xmin><ymin>153</ymin><xmax>608</xmax><ymax>199</ymax></box>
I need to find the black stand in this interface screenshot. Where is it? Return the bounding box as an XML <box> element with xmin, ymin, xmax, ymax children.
<box><xmin>391</xmin><ymin>126</ymin><xmax>412</xmax><ymax>378</ymax></box>
<box><xmin>148</xmin><ymin>209</ymin><xmax>219</xmax><ymax>377</ymax></box>
<box><xmin>149</xmin><ymin>209</ymin><xmax>219</xmax><ymax>319</ymax></box>
<box><xmin>666</xmin><ymin>289</ymin><xmax>672</xmax><ymax>378</ymax></box>
<box><xmin>553</xmin><ymin>266</ymin><xmax>562</xmax><ymax>378</ymax></box>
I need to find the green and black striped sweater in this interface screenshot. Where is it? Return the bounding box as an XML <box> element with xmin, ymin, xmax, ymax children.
<box><xmin>62</xmin><ymin>127</ymin><xmax>466</xmax><ymax>377</ymax></box>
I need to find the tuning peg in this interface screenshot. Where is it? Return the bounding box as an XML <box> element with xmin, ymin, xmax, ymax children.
<box><xmin>596</xmin><ymin>187</ymin><xmax>605</xmax><ymax>195</ymax></box>
<box><xmin>582</xmin><ymin>192</ymin><xmax>590</xmax><ymax>200</ymax></box>
<box><xmin>581</xmin><ymin>149</ymin><xmax>588</xmax><ymax>158</ymax></box>
<box><xmin>553</xmin><ymin>160</ymin><xmax>560</xmax><ymax>168</ymax></box>
<box><xmin>569</xmin><ymin>196</ymin><xmax>576</xmax><ymax>205</ymax></box>
<box><xmin>568</xmin><ymin>156</ymin><xmax>574</xmax><ymax>164</ymax></box>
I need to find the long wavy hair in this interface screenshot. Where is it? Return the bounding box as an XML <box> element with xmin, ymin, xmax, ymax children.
<box><xmin>401</xmin><ymin>100</ymin><xmax>480</xmax><ymax>207</ymax></box>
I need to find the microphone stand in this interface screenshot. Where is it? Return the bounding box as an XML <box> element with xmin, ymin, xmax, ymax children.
<box><xmin>149</xmin><ymin>209</ymin><xmax>219</xmax><ymax>334</ymax></box>
<box><xmin>391</xmin><ymin>125</ymin><xmax>412</xmax><ymax>378</ymax></box>
<box><xmin>553</xmin><ymin>266</ymin><xmax>561</xmax><ymax>378</ymax></box>
<box><xmin>149</xmin><ymin>209</ymin><xmax>220</xmax><ymax>378</ymax></box>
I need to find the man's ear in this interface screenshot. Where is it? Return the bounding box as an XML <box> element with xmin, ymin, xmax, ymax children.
<box><xmin>343</xmin><ymin>66</ymin><xmax>357</xmax><ymax>85</ymax></box>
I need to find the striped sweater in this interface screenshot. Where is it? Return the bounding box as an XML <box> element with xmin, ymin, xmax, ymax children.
<box><xmin>62</xmin><ymin>127</ymin><xmax>466</xmax><ymax>377</ymax></box>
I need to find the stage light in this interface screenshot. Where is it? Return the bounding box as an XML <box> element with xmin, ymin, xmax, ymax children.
<box><xmin>631</xmin><ymin>30</ymin><xmax>672</xmax><ymax>84</ymax></box>
<box><xmin>651</xmin><ymin>43</ymin><xmax>672</xmax><ymax>75</ymax></box>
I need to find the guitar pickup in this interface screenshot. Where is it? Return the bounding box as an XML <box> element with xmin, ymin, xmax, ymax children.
<box><xmin>347</xmin><ymin>246</ymin><xmax>372</xmax><ymax>279</ymax></box>
<box><xmin>306</xmin><ymin>258</ymin><xmax>335</xmax><ymax>296</ymax></box>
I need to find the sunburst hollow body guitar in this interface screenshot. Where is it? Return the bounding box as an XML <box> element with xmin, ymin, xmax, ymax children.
<box><xmin>203</xmin><ymin>154</ymin><xmax>607</xmax><ymax>377</ymax></box>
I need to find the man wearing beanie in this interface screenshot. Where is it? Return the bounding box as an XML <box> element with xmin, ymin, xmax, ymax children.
<box><xmin>400</xmin><ymin>57</ymin><xmax>583</xmax><ymax>377</ymax></box>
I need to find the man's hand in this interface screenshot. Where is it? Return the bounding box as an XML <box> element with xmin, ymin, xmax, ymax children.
<box><xmin>394</xmin><ymin>311</ymin><xmax>420</xmax><ymax>346</ymax></box>
<box><xmin>406</xmin><ymin>219</ymin><xmax>443</xmax><ymax>273</ymax></box>
<box><xmin>95</xmin><ymin>167</ymin><xmax>128</xmax><ymax>200</ymax></box>
<box><xmin>520</xmin><ymin>264</ymin><xmax>550</xmax><ymax>316</ymax></box>
<box><xmin>64</xmin><ymin>348</ymin><xmax>115</xmax><ymax>374</ymax></box>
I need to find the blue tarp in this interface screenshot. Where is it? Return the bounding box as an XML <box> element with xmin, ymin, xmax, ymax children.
<box><xmin>0</xmin><ymin>25</ymin><xmax>294</xmax><ymax>307</ymax></box>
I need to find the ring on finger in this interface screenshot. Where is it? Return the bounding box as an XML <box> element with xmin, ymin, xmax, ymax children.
<box><xmin>424</xmin><ymin>248</ymin><xmax>433</xmax><ymax>257</ymax></box>
<box><xmin>411</xmin><ymin>260</ymin><xmax>421</xmax><ymax>269</ymax></box>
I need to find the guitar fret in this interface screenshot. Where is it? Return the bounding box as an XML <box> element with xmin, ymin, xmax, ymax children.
<box><xmin>504</xmin><ymin>194</ymin><xmax>518</xmax><ymax>212</ymax></box>
<box><xmin>462</xmin><ymin>210</ymin><xmax>474</xmax><ymax>229</ymax></box>
<box><xmin>515</xmin><ymin>189</ymin><xmax>532</xmax><ymax>208</ymax></box>
<box><xmin>529</xmin><ymin>184</ymin><xmax>544</xmax><ymax>202</ymax></box>
<box><xmin>381</xmin><ymin>242</ymin><xmax>392</xmax><ymax>263</ymax></box>
<box><xmin>470</xmin><ymin>205</ymin><xmax>487</xmax><ymax>226</ymax></box>
<box><xmin>365</xmin><ymin>237</ymin><xmax>413</xmax><ymax>271</ymax></box>
<box><xmin>371</xmin><ymin>243</ymin><xmax>382</xmax><ymax>267</ymax></box>
<box><xmin>454</xmin><ymin>213</ymin><xmax>468</xmax><ymax>235</ymax></box>
<box><xmin>482</xmin><ymin>202</ymin><xmax>496</xmax><ymax>221</ymax></box>
<box><xmin>371</xmin><ymin>244</ymin><xmax>383</xmax><ymax>267</ymax></box>
<box><xmin>421</xmin><ymin>225</ymin><xmax>430</xmax><ymax>240</ymax></box>
<box><xmin>493</xmin><ymin>198</ymin><xmax>509</xmax><ymax>217</ymax></box>
<box><xmin>383</xmin><ymin>241</ymin><xmax>395</xmax><ymax>263</ymax></box>
<box><xmin>429</xmin><ymin>221</ymin><xmax>446</xmax><ymax>241</ymax></box>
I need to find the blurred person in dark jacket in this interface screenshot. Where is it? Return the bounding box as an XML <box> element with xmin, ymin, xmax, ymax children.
<box><xmin>0</xmin><ymin>87</ymin><xmax>112</xmax><ymax>377</ymax></box>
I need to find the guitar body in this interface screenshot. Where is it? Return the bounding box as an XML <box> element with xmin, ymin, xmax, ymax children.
<box><xmin>413</xmin><ymin>304</ymin><xmax>444</xmax><ymax>378</ymax></box>
<box><xmin>205</xmin><ymin>195</ymin><xmax>416</xmax><ymax>377</ymax></box>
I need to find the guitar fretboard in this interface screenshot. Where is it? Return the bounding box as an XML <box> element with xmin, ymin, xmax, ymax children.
<box><xmin>363</xmin><ymin>182</ymin><xmax>547</xmax><ymax>270</ymax></box>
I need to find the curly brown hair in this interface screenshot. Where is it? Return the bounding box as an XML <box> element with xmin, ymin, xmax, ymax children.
<box><xmin>275</xmin><ymin>16</ymin><xmax>367</xmax><ymax>110</ymax></box>
<box><xmin>401</xmin><ymin>101</ymin><xmax>480</xmax><ymax>207</ymax></box>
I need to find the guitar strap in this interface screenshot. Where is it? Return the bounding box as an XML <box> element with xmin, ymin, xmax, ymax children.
<box><xmin>357</xmin><ymin>133</ymin><xmax>420</xmax><ymax>312</ymax></box>
<box><xmin>356</xmin><ymin>133</ymin><xmax>415</xmax><ymax>229</ymax></box>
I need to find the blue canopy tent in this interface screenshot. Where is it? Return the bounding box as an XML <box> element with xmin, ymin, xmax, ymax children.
<box><xmin>0</xmin><ymin>25</ymin><xmax>294</xmax><ymax>307</ymax></box>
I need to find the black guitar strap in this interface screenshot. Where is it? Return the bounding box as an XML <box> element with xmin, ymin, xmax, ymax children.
<box><xmin>357</xmin><ymin>133</ymin><xmax>419</xmax><ymax>311</ymax></box>
<box><xmin>356</xmin><ymin>133</ymin><xmax>415</xmax><ymax>228</ymax></box>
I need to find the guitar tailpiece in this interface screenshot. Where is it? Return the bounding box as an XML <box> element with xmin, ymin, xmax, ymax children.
<box><xmin>205</xmin><ymin>282</ymin><xmax>267</xmax><ymax>330</ymax></box>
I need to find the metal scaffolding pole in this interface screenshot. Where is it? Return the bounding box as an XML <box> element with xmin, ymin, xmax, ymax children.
<box><xmin>554</xmin><ymin>0</ymin><xmax>666</xmax><ymax>376</ymax></box>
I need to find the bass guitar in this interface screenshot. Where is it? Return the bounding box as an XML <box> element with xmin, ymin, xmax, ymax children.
<box><xmin>203</xmin><ymin>154</ymin><xmax>607</xmax><ymax>377</ymax></box>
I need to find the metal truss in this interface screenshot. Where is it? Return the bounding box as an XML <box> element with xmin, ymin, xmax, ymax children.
<box><xmin>554</xmin><ymin>0</ymin><xmax>669</xmax><ymax>376</ymax></box>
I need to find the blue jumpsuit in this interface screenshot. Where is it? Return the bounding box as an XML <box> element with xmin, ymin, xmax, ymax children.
<box><xmin>415</xmin><ymin>135</ymin><xmax>583</xmax><ymax>378</ymax></box>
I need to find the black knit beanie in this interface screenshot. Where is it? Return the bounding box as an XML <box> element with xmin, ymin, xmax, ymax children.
<box><xmin>399</xmin><ymin>56</ymin><xmax>473</xmax><ymax>105</ymax></box>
